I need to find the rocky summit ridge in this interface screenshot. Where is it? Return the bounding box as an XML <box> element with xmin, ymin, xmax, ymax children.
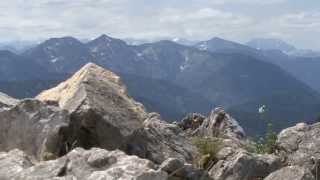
<box><xmin>0</xmin><ymin>63</ymin><xmax>319</xmax><ymax>180</ymax></box>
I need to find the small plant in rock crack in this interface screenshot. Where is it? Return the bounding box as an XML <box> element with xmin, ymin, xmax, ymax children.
<box><xmin>192</xmin><ymin>136</ymin><xmax>223</xmax><ymax>170</ymax></box>
<box><xmin>250</xmin><ymin>105</ymin><xmax>277</xmax><ymax>154</ymax></box>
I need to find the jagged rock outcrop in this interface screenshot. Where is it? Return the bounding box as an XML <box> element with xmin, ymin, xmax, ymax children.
<box><xmin>124</xmin><ymin>113</ymin><xmax>197</xmax><ymax>164</ymax></box>
<box><xmin>208</xmin><ymin>148</ymin><xmax>281</xmax><ymax>180</ymax></box>
<box><xmin>179</xmin><ymin>108</ymin><xmax>246</xmax><ymax>140</ymax></box>
<box><xmin>37</xmin><ymin>63</ymin><xmax>148</xmax><ymax>151</ymax></box>
<box><xmin>198</xmin><ymin>107</ymin><xmax>246</xmax><ymax>140</ymax></box>
<box><xmin>178</xmin><ymin>113</ymin><xmax>206</xmax><ymax>131</ymax></box>
<box><xmin>276</xmin><ymin>122</ymin><xmax>320</xmax><ymax>179</ymax></box>
<box><xmin>0</xmin><ymin>148</ymin><xmax>168</xmax><ymax>180</ymax></box>
<box><xmin>265</xmin><ymin>166</ymin><xmax>315</xmax><ymax>180</ymax></box>
<box><xmin>0</xmin><ymin>92</ymin><xmax>19</xmax><ymax>110</ymax></box>
<box><xmin>0</xmin><ymin>99</ymin><xmax>71</xmax><ymax>160</ymax></box>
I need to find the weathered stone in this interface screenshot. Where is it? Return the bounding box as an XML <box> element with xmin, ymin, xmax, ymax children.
<box><xmin>194</xmin><ymin>107</ymin><xmax>246</xmax><ymax>140</ymax></box>
<box><xmin>265</xmin><ymin>166</ymin><xmax>315</xmax><ymax>180</ymax></box>
<box><xmin>11</xmin><ymin>148</ymin><xmax>167</xmax><ymax>180</ymax></box>
<box><xmin>178</xmin><ymin>113</ymin><xmax>206</xmax><ymax>131</ymax></box>
<box><xmin>277</xmin><ymin>122</ymin><xmax>320</xmax><ymax>179</ymax></box>
<box><xmin>0</xmin><ymin>99</ymin><xmax>71</xmax><ymax>160</ymax></box>
<box><xmin>0</xmin><ymin>149</ymin><xmax>33</xmax><ymax>179</ymax></box>
<box><xmin>37</xmin><ymin>63</ymin><xmax>147</xmax><ymax>151</ymax></box>
<box><xmin>124</xmin><ymin>113</ymin><xmax>197</xmax><ymax>164</ymax></box>
<box><xmin>0</xmin><ymin>92</ymin><xmax>19</xmax><ymax>110</ymax></box>
<box><xmin>208</xmin><ymin>149</ymin><xmax>281</xmax><ymax>180</ymax></box>
<box><xmin>160</xmin><ymin>158</ymin><xmax>185</xmax><ymax>174</ymax></box>
<box><xmin>159</xmin><ymin>158</ymin><xmax>212</xmax><ymax>180</ymax></box>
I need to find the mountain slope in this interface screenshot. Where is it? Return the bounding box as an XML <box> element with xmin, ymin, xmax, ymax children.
<box><xmin>197</xmin><ymin>37</ymin><xmax>320</xmax><ymax>93</ymax></box>
<box><xmin>247</xmin><ymin>38</ymin><xmax>296</xmax><ymax>52</ymax></box>
<box><xmin>247</xmin><ymin>38</ymin><xmax>320</xmax><ymax>57</ymax></box>
<box><xmin>23</xmin><ymin>37</ymin><xmax>91</xmax><ymax>73</ymax></box>
<box><xmin>0</xmin><ymin>50</ymin><xmax>53</xmax><ymax>81</ymax></box>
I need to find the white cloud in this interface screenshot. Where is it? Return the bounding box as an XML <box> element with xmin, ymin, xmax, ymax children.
<box><xmin>0</xmin><ymin>0</ymin><xmax>318</xmax><ymax>49</ymax></box>
<box><xmin>194</xmin><ymin>0</ymin><xmax>287</xmax><ymax>5</ymax></box>
<box><xmin>277</xmin><ymin>12</ymin><xmax>320</xmax><ymax>29</ymax></box>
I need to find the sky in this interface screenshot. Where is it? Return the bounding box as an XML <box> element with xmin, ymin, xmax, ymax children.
<box><xmin>0</xmin><ymin>0</ymin><xmax>319</xmax><ymax>49</ymax></box>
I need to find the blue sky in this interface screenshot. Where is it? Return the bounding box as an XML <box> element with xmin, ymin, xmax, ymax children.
<box><xmin>0</xmin><ymin>0</ymin><xmax>319</xmax><ymax>49</ymax></box>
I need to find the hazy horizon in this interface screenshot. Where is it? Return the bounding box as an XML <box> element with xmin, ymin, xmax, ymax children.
<box><xmin>0</xmin><ymin>0</ymin><xmax>319</xmax><ymax>50</ymax></box>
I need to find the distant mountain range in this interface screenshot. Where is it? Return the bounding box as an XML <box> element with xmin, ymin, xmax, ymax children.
<box><xmin>247</xmin><ymin>38</ymin><xmax>320</xmax><ymax>57</ymax></box>
<box><xmin>1</xmin><ymin>35</ymin><xmax>320</xmax><ymax>135</ymax></box>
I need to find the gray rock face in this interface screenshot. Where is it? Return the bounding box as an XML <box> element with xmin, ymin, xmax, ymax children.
<box><xmin>265</xmin><ymin>166</ymin><xmax>315</xmax><ymax>180</ymax></box>
<box><xmin>0</xmin><ymin>149</ymin><xmax>33</xmax><ymax>179</ymax></box>
<box><xmin>277</xmin><ymin>122</ymin><xmax>320</xmax><ymax>179</ymax></box>
<box><xmin>0</xmin><ymin>99</ymin><xmax>71</xmax><ymax>160</ymax></box>
<box><xmin>0</xmin><ymin>92</ymin><xmax>19</xmax><ymax>110</ymax></box>
<box><xmin>0</xmin><ymin>148</ymin><xmax>168</xmax><ymax>180</ymax></box>
<box><xmin>37</xmin><ymin>63</ymin><xmax>147</xmax><ymax>151</ymax></box>
<box><xmin>208</xmin><ymin>149</ymin><xmax>281</xmax><ymax>180</ymax></box>
<box><xmin>124</xmin><ymin>113</ymin><xmax>197</xmax><ymax>164</ymax></box>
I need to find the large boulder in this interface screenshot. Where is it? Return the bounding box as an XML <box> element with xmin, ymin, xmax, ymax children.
<box><xmin>124</xmin><ymin>113</ymin><xmax>197</xmax><ymax>164</ymax></box>
<box><xmin>265</xmin><ymin>166</ymin><xmax>315</xmax><ymax>180</ymax></box>
<box><xmin>276</xmin><ymin>122</ymin><xmax>320</xmax><ymax>179</ymax></box>
<box><xmin>37</xmin><ymin>63</ymin><xmax>147</xmax><ymax>150</ymax></box>
<box><xmin>0</xmin><ymin>99</ymin><xmax>71</xmax><ymax>160</ymax></box>
<box><xmin>208</xmin><ymin>148</ymin><xmax>281</xmax><ymax>180</ymax></box>
<box><xmin>0</xmin><ymin>92</ymin><xmax>19</xmax><ymax>110</ymax></box>
<box><xmin>6</xmin><ymin>148</ymin><xmax>168</xmax><ymax>180</ymax></box>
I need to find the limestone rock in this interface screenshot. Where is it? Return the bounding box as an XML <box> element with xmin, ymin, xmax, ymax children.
<box><xmin>0</xmin><ymin>149</ymin><xmax>33</xmax><ymax>179</ymax></box>
<box><xmin>265</xmin><ymin>166</ymin><xmax>315</xmax><ymax>180</ymax></box>
<box><xmin>11</xmin><ymin>148</ymin><xmax>167</xmax><ymax>180</ymax></box>
<box><xmin>124</xmin><ymin>113</ymin><xmax>197</xmax><ymax>164</ymax></box>
<box><xmin>0</xmin><ymin>99</ymin><xmax>71</xmax><ymax>160</ymax></box>
<box><xmin>0</xmin><ymin>92</ymin><xmax>19</xmax><ymax>110</ymax></box>
<box><xmin>276</xmin><ymin>122</ymin><xmax>320</xmax><ymax>179</ymax></box>
<box><xmin>208</xmin><ymin>149</ymin><xmax>281</xmax><ymax>180</ymax></box>
<box><xmin>37</xmin><ymin>63</ymin><xmax>147</xmax><ymax>150</ymax></box>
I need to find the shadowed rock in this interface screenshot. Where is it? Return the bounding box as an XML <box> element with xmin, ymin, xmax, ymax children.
<box><xmin>0</xmin><ymin>99</ymin><xmax>71</xmax><ymax>160</ymax></box>
<box><xmin>124</xmin><ymin>113</ymin><xmax>197</xmax><ymax>164</ymax></box>
<box><xmin>37</xmin><ymin>63</ymin><xmax>147</xmax><ymax>151</ymax></box>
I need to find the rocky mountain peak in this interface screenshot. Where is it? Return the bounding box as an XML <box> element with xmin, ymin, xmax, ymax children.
<box><xmin>87</xmin><ymin>34</ymin><xmax>128</xmax><ymax>52</ymax></box>
<box><xmin>37</xmin><ymin>63</ymin><xmax>147</xmax><ymax>151</ymax></box>
<box><xmin>37</xmin><ymin>62</ymin><xmax>138</xmax><ymax>112</ymax></box>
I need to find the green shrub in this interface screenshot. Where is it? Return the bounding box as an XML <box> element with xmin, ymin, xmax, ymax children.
<box><xmin>192</xmin><ymin>137</ymin><xmax>222</xmax><ymax>170</ymax></box>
